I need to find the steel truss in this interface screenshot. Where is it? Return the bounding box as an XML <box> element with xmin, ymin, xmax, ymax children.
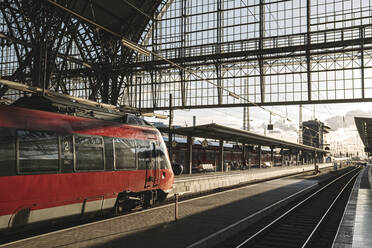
<box><xmin>125</xmin><ymin>0</ymin><xmax>372</xmax><ymax>111</ymax></box>
<box><xmin>0</xmin><ymin>0</ymin><xmax>166</xmax><ymax>105</ymax></box>
<box><xmin>1</xmin><ymin>0</ymin><xmax>372</xmax><ymax>111</ymax></box>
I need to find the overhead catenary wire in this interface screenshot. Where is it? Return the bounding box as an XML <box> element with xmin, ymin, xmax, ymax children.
<box><xmin>210</xmin><ymin>107</ymin><xmax>323</xmax><ymax>142</ymax></box>
<box><xmin>44</xmin><ymin>0</ymin><xmax>337</xmax><ymax>144</ymax></box>
<box><xmin>45</xmin><ymin>0</ymin><xmax>292</xmax><ymax>123</ymax></box>
<box><xmin>302</xmin><ymin>105</ymin><xmax>336</xmax><ymax>117</ymax></box>
<box><xmin>187</xmin><ymin>105</ymin><xmax>327</xmax><ymax>142</ymax></box>
<box><xmin>174</xmin><ymin>106</ymin><xmax>330</xmax><ymax>147</ymax></box>
<box><xmin>0</xmin><ymin>1</ymin><xmax>352</xmax><ymax>156</ymax></box>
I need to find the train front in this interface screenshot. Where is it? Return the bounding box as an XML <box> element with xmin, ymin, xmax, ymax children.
<box><xmin>156</xmin><ymin>131</ymin><xmax>175</xmax><ymax>200</ymax></box>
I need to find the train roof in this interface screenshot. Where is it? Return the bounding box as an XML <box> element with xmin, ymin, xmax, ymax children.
<box><xmin>11</xmin><ymin>95</ymin><xmax>153</xmax><ymax>127</ymax></box>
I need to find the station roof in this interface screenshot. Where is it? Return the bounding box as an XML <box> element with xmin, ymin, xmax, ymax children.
<box><xmin>355</xmin><ymin>117</ymin><xmax>372</xmax><ymax>153</ymax></box>
<box><xmin>50</xmin><ymin>0</ymin><xmax>163</xmax><ymax>42</ymax></box>
<box><xmin>172</xmin><ymin>123</ymin><xmax>327</xmax><ymax>153</ymax></box>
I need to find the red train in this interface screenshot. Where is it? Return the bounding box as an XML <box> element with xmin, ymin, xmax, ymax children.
<box><xmin>0</xmin><ymin>96</ymin><xmax>174</xmax><ymax>232</ymax></box>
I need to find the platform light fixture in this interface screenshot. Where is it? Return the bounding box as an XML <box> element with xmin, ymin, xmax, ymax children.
<box><xmin>121</xmin><ymin>38</ymin><xmax>151</xmax><ymax>57</ymax></box>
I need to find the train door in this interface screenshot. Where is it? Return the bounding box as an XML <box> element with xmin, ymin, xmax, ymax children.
<box><xmin>148</xmin><ymin>142</ymin><xmax>161</xmax><ymax>187</ymax></box>
<box><xmin>143</xmin><ymin>142</ymin><xmax>161</xmax><ymax>188</ymax></box>
<box><xmin>152</xmin><ymin>143</ymin><xmax>161</xmax><ymax>187</ymax></box>
<box><xmin>144</xmin><ymin>142</ymin><xmax>154</xmax><ymax>188</ymax></box>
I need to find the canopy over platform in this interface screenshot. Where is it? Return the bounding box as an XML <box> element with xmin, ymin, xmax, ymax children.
<box><xmin>172</xmin><ymin>123</ymin><xmax>327</xmax><ymax>153</ymax></box>
<box><xmin>355</xmin><ymin>117</ymin><xmax>372</xmax><ymax>153</ymax></box>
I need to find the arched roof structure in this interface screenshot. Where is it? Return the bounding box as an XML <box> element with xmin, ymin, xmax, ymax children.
<box><xmin>0</xmin><ymin>0</ymin><xmax>169</xmax><ymax>105</ymax></box>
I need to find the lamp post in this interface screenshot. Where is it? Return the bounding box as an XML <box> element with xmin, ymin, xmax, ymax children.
<box><xmin>168</xmin><ymin>94</ymin><xmax>173</xmax><ymax>163</ymax></box>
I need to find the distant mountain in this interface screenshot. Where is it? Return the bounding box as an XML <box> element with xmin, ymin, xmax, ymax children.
<box><xmin>325</xmin><ymin>110</ymin><xmax>372</xmax><ymax>131</ymax></box>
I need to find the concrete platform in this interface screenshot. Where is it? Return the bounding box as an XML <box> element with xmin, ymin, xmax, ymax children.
<box><xmin>333</xmin><ymin>164</ymin><xmax>372</xmax><ymax>248</ymax></box>
<box><xmin>1</xmin><ymin>168</ymin><xmax>333</xmax><ymax>248</ymax></box>
<box><xmin>171</xmin><ymin>163</ymin><xmax>332</xmax><ymax>196</ymax></box>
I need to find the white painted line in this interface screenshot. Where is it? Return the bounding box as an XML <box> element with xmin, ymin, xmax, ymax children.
<box><xmin>331</xmin><ymin>166</ymin><xmax>366</xmax><ymax>248</ymax></box>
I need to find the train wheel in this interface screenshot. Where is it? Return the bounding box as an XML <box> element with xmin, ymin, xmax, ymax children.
<box><xmin>11</xmin><ymin>208</ymin><xmax>30</xmax><ymax>228</ymax></box>
<box><xmin>156</xmin><ymin>190</ymin><xmax>168</xmax><ymax>202</ymax></box>
<box><xmin>114</xmin><ymin>195</ymin><xmax>137</xmax><ymax>215</ymax></box>
<box><xmin>114</xmin><ymin>198</ymin><xmax>125</xmax><ymax>215</ymax></box>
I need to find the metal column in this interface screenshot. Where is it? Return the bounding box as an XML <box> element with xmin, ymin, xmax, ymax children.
<box><xmin>186</xmin><ymin>135</ymin><xmax>193</xmax><ymax>174</ymax></box>
<box><xmin>360</xmin><ymin>27</ymin><xmax>365</xmax><ymax>99</ymax></box>
<box><xmin>259</xmin><ymin>0</ymin><xmax>265</xmax><ymax>103</ymax></box>
<box><xmin>296</xmin><ymin>151</ymin><xmax>299</xmax><ymax>166</ymax></box>
<box><xmin>247</xmin><ymin>146</ymin><xmax>251</xmax><ymax>169</ymax></box>
<box><xmin>281</xmin><ymin>148</ymin><xmax>284</xmax><ymax>166</ymax></box>
<box><xmin>270</xmin><ymin>146</ymin><xmax>274</xmax><ymax>165</ymax></box>
<box><xmin>258</xmin><ymin>145</ymin><xmax>262</xmax><ymax>168</ymax></box>
<box><xmin>168</xmin><ymin>94</ymin><xmax>173</xmax><ymax>163</ymax></box>
<box><xmin>218</xmin><ymin>140</ymin><xmax>224</xmax><ymax>172</ymax></box>
<box><xmin>306</xmin><ymin>0</ymin><xmax>312</xmax><ymax>101</ymax></box>
<box><xmin>216</xmin><ymin>0</ymin><xmax>223</xmax><ymax>105</ymax></box>
<box><xmin>314</xmin><ymin>150</ymin><xmax>318</xmax><ymax>173</ymax></box>
<box><xmin>242</xmin><ymin>143</ymin><xmax>246</xmax><ymax>165</ymax></box>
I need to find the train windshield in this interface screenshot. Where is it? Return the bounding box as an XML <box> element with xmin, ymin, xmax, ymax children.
<box><xmin>158</xmin><ymin>141</ymin><xmax>171</xmax><ymax>169</ymax></box>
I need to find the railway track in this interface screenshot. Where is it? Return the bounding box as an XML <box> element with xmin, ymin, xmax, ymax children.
<box><xmin>215</xmin><ymin>167</ymin><xmax>360</xmax><ymax>248</ymax></box>
<box><xmin>1</xmin><ymin>166</ymin><xmax>348</xmax><ymax>247</ymax></box>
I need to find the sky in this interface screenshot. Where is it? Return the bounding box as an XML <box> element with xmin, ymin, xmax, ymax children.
<box><xmin>145</xmin><ymin>101</ymin><xmax>371</xmax><ymax>157</ymax></box>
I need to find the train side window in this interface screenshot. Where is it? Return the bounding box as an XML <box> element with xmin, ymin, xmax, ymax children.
<box><xmin>17</xmin><ymin>130</ymin><xmax>59</xmax><ymax>173</ymax></box>
<box><xmin>75</xmin><ymin>135</ymin><xmax>104</xmax><ymax>171</ymax></box>
<box><xmin>137</xmin><ymin>140</ymin><xmax>151</xmax><ymax>170</ymax></box>
<box><xmin>114</xmin><ymin>138</ymin><xmax>136</xmax><ymax>170</ymax></box>
<box><xmin>104</xmin><ymin>137</ymin><xmax>114</xmax><ymax>171</ymax></box>
<box><xmin>0</xmin><ymin>127</ymin><xmax>16</xmax><ymax>176</ymax></box>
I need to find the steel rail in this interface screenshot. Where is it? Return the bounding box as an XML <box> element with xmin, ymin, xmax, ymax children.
<box><xmin>330</xmin><ymin>167</ymin><xmax>361</xmax><ymax>248</ymax></box>
<box><xmin>301</xmin><ymin>171</ymin><xmax>359</xmax><ymax>247</ymax></box>
<box><xmin>235</xmin><ymin>167</ymin><xmax>360</xmax><ymax>248</ymax></box>
<box><xmin>1</xmin><ymin>169</ymin><xmax>293</xmax><ymax>247</ymax></box>
<box><xmin>0</xmin><ymin>165</ymin><xmax>327</xmax><ymax>247</ymax></box>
